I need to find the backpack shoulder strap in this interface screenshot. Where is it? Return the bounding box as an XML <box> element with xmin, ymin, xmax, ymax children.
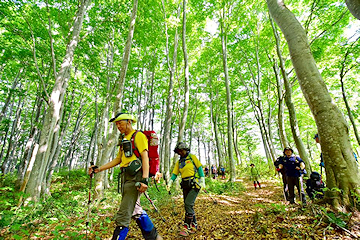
<box><xmin>131</xmin><ymin>130</ymin><xmax>140</xmax><ymax>158</ymax></box>
<box><xmin>188</xmin><ymin>154</ymin><xmax>199</xmax><ymax>177</ymax></box>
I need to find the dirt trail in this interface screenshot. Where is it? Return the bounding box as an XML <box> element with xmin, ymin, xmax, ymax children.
<box><xmin>125</xmin><ymin>179</ymin><xmax>359</xmax><ymax>240</ymax></box>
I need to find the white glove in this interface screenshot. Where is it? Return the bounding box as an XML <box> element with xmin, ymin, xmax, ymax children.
<box><xmin>166</xmin><ymin>179</ymin><xmax>173</xmax><ymax>192</ymax></box>
<box><xmin>199</xmin><ymin>177</ymin><xmax>206</xmax><ymax>189</ymax></box>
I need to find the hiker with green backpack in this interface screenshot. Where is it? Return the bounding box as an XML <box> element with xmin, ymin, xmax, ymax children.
<box><xmin>166</xmin><ymin>142</ymin><xmax>206</xmax><ymax>237</ymax></box>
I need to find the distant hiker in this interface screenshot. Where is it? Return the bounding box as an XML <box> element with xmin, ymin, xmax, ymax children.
<box><xmin>277</xmin><ymin>147</ymin><xmax>307</xmax><ymax>205</ymax></box>
<box><xmin>211</xmin><ymin>164</ymin><xmax>217</xmax><ymax>179</ymax></box>
<box><xmin>220</xmin><ymin>166</ymin><xmax>226</xmax><ymax>179</ymax></box>
<box><xmin>249</xmin><ymin>163</ymin><xmax>261</xmax><ymax>190</ymax></box>
<box><xmin>274</xmin><ymin>156</ymin><xmax>289</xmax><ymax>200</ymax></box>
<box><xmin>88</xmin><ymin>113</ymin><xmax>162</xmax><ymax>240</ymax></box>
<box><xmin>204</xmin><ymin>166</ymin><xmax>209</xmax><ymax>177</ymax></box>
<box><xmin>306</xmin><ymin>171</ymin><xmax>325</xmax><ymax>200</ymax></box>
<box><xmin>166</xmin><ymin>142</ymin><xmax>205</xmax><ymax>237</ymax></box>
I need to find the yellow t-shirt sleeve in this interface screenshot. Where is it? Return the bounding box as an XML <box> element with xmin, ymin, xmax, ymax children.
<box><xmin>135</xmin><ymin>132</ymin><xmax>148</xmax><ymax>153</ymax></box>
<box><xmin>191</xmin><ymin>154</ymin><xmax>202</xmax><ymax>169</ymax></box>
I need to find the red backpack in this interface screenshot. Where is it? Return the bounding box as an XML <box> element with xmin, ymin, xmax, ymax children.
<box><xmin>131</xmin><ymin>130</ymin><xmax>160</xmax><ymax>177</ymax></box>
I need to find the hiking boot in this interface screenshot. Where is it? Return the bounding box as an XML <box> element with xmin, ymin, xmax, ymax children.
<box><xmin>188</xmin><ymin>222</ymin><xmax>197</xmax><ymax>234</ymax></box>
<box><xmin>179</xmin><ymin>223</ymin><xmax>190</xmax><ymax>237</ymax></box>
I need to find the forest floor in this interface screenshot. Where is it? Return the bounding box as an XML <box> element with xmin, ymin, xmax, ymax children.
<box><xmin>1</xmin><ymin>177</ymin><xmax>360</xmax><ymax>239</ymax></box>
<box><xmin>93</xmin><ymin>178</ymin><xmax>360</xmax><ymax>240</ymax></box>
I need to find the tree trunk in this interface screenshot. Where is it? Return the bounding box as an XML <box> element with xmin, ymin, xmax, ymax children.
<box><xmin>178</xmin><ymin>0</ymin><xmax>190</xmax><ymax>143</ymax></box>
<box><xmin>268</xmin><ymin>0</ymin><xmax>360</xmax><ymax>209</ymax></box>
<box><xmin>16</xmin><ymin>92</ymin><xmax>43</xmax><ymax>189</ymax></box>
<box><xmin>269</xmin><ymin>13</ymin><xmax>311</xmax><ymax>175</ymax></box>
<box><xmin>339</xmin><ymin>45</ymin><xmax>360</xmax><ymax>147</ymax></box>
<box><xmin>25</xmin><ymin>0</ymin><xmax>91</xmax><ymax>202</ymax></box>
<box><xmin>94</xmin><ymin>0</ymin><xmax>138</xmax><ymax>200</ymax></box>
<box><xmin>2</xmin><ymin>94</ymin><xmax>23</xmax><ymax>174</ymax></box>
<box><xmin>209</xmin><ymin>75</ymin><xmax>224</xmax><ymax>168</ymax></box>
<box><xmin>272</xmin><ymin>59</ymin><xmax>288</xmax><ymax>148</ymax></box>
<box><xmin>161</xmin><ymin>0</ymin><xmax>180</xmax><ymax>180</ymax></box>
<box><xmin>0</xmin><ymin>68</ymin><xmax>22</xmax><ymax>124</ymax></box>
<box><xmin>345</xmin><ymin>0</ymin><xmax>360</xmax><ymax>20</ymax></box>
<box><xmin>220</xmin><ymin>9</ymin><xmax>236</xmax><ymax>182</ymax></box>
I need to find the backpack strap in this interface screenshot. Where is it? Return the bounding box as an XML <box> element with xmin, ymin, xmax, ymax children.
<box><xmin>131</xmin><ymin>130</ymin><xmax>140</xmax><ymax>158</ymax></box>
<box><xmin>188</xmin><ymin>154</ymin><xmax>198</xmax><ymax>178</ymax></box>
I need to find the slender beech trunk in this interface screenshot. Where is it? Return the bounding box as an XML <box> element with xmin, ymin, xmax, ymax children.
<box><xmin>268</xmin><ymin>0</ymin><xmax>360</xmax><ymax>209</ymax></box>
<box><xmin>25</xmin><ymin>0</ymin><xmax>91</xmax><ymax>202</ymax></box>
<box><xmin>16</xmin><ymin>92</ymin><xmax>43</xmax><ymax>189</ymax></box>
<box><xmin>178</xmin><ymin>0</ymin><xmax>190</xmax><ymax>143</ymax></box>
<box><xmin>188</xmin><ymin>93</ymin><xmax>198</xmax><ymax>148</ymax></box>
<box><xmin>2</xmin><ymin>95</ymin><xmax>24</xmax><ymax>174</ymax></box>
<box><xmin>209</xmin><ymin>75</ymin><xmax>223</xmax><ymax>168</ymax></box>
<box><xmin>161</xmin><ymin>0</ymin><xmax>180</xmax><ymax>180</ymax></box>
<box><xmin>0</xmin><ymin>68</ymin><xmax>22</xmax><ymax>124</ymax></box>
<box><xmin>43</xmin><ymin>91</ymin><xmax>72</xmax><ymax>196</ymax></box>
<box><xmin>272</xmin><ymin>58</ymin><xmax>288</xmax><ymax>148</ymax></box>
<box><xmin>339</xmin><ymin>43</ymin><xmax>360</xmax><ymax>147</ymax></box>
<box><xmin>269</xmin><ymin>13</ymin><xmax>311</xmax><ymax>175</ymax></box>
<box><xmin>220</xmin><ymin>8</ymin><xmax>236</xmax><ymax>182</ymax></box>
<box><xmin>94</xmin><ymin>0</ymin><xmax>138</xmax><ymax>200</ymax></box>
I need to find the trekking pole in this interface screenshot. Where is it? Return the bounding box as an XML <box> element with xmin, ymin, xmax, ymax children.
<box><xmin>194</xmin><ymin>182</ymin><xmax>218</xmax><ymax>204</ymax></box>
<box><xmin>277</xmin><ymin>172</ymin><xmax>287</xmax><ymax>202</ymax></box>
<box><xmin>86</xmin><ymin>162</ymin><xmax>98</xmax><ymax>240</ymax></box>
<box><xmin>299</xmin><ymin>172</ymin><xmax>306</xmax><ymax>205</ymax></box>
<box><xmin>202</xmin><ymin>188</ymin><xmax>218</xmax><ymax>204</ymax></box>
<box><xmin>135</xmin><ymin>182</ymin><xmax>166</xmax><ymax>222</ymax></box>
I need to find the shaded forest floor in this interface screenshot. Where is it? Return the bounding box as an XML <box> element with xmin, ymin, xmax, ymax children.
<box><xmin>1</xmin><ymin>175</ymin><xmax>360</xmax><ymax>239</ymax></box>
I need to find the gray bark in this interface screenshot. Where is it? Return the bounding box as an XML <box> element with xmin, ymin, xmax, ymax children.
<box><xmin>94</xmin><ymin>0</ymin><xmax>138</xmax><ymax>200</ymax></box>
<box><xmin>25</xmin><ymin>0</ymin><xmax>91</xmax><ymax>202</ymax></box>
<box><xmin>178</xmin><ymin>0</ymin><xmax>190</xmax><ymax>143</ymax></box>
<box><xmin>346</xmin><ymin>0</ymin><xmax>360</xmax><ymax>20</ymax></box>
<box><xmin>339</xmin><ymin>43</ymin><xmax>360</xmax><ymax>147</ymax></box>
<box><xmin>220</xmin><ymin>9</ymin><xmax>236</xmax><ymax>182</ymax></box>
<box><xmin>161</xmin><ymin>0</ymin><xmax>180</xmax><ymax>180</ymax></box>
<box><xmin>269</xmin><ymin>13</ymin><xmax>311</xmax><ymax>175</ymax></box>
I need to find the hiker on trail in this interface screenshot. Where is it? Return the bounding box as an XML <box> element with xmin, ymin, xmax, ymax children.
<box><xmin>277</xmin><ymin>147</ymin><xmax>307</xmax><ymax>205</ymax></box>
<box><xmin>204</xmin><ymin>166</ymin><xmax>209</xmax><ymax>177</ymax></box>
<box><xmin>306</xmin><ymin>171</ymin><xmax>325</xmax><ymax>200</ymax></box>
<box><xmin>274</xmin><ymin>156</ymin><xmax>289</xmax><ymax>200</ymax></box>
<box><xmin>211</xmin><ymin>164</ymin><xmax>217</xmax><ymax>179</ymax></box>
<box><xmin>88</xmin><ymin>113</ymin><xmax>162</xmax><ymax>240</ymax></box>
<box><xmin>166</xmin><ymin>142</ymin><xmax>205</xmax><ymax>237</ymax></box>
<box><xmin>220</xmin><ymin>166</ymin><xmax>226</xmax><ymax>179</ymax></box>
<box><xmin>249</xmin><ymin>163</ymin><xmax>261</xmax><ymax>190</ymax></box>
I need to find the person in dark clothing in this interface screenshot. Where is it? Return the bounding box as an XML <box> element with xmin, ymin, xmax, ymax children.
<box><xmin>278</xmin><ymin>147</ymin><xmax>307</xmax><ymax>204</ymax></box>
<box><xmin>274</xmin><ymin>156</ymin><xmax>289</xmax><ymax>200</ymax></box>
<box><xmin>204</xmin><ymin>166</ymin><xmax>209</xmax><ymax>177</ymax></box>
<box><xmin>306</xmin><ymin>171</ymin><xmax>325</xmax><ymax>199</ymax></box>
<box><xmin>220</xmin><ymin>166</ymin><xmax>225</xmax><ymax>179</ymax></box>
<box><xmin>211</xmin><ymin>164</ymin><xmax>217</xmax><ymax>179</ymax></box>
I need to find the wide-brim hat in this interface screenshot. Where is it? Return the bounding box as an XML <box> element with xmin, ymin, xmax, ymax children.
<box><xmin>283</xmin><ymin>147</ymin><xmax>293</xmax><ymax>154</ymax></box>
<box><xmin>110</xmin><ymin>113</ymin><xmax>137</xmax><ymax>123</ymax></box>
<box><xmin>174</xmin><ymin>142</ymin><xmax>190</xmax><ymax>152</ymax></box>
